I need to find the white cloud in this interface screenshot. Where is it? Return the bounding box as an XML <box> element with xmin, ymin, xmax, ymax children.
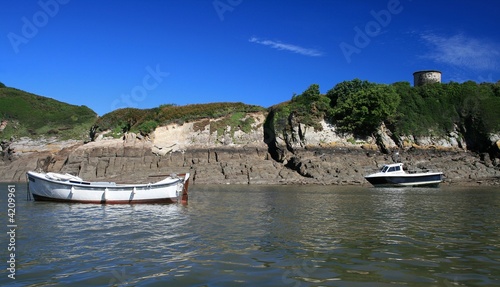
<box><xmin>249</xmin><ymin>37</ymin><xmax>323</xmax><ymax>57</ymax></box>
<box><xmin>420</xmin><ymin>33</ymin><xmax>500</xmax><ymax>72</ymax></box>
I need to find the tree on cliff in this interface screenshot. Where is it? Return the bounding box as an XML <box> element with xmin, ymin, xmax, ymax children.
<box><xmin>389</xmin><ymin>81</ymin><xmax>500</xmax><ymax>139</ymax></box>
<box><xmin>290</xmin><ymin>84</ymin><xmax>331</xmax><ymax>119</ymax></box>
<box><xmin>327</xmin><ymin>79</ymin><xmax>400</xmax><ymax>135</ymax></box>
<box><xmin>271</xmin><ymin>84</ymin><xmax>333</xmax><ymax>132</ymax></box>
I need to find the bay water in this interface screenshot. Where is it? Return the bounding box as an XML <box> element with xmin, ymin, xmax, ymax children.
<box><xmin>1</xmin><ymin>183</ymin><xmax>499</xmax><ymax>286</ymax></box>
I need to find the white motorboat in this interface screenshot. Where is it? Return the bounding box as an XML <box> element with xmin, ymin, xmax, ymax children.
<box><xmin>364</xmin><ymin>163</ymin><xmax>443</xmax><ymax>187</ymax></box>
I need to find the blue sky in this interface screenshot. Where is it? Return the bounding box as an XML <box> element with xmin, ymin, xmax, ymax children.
<box><xmin>1</xmin><ymin>0</ymin><xmax>499</xmax><ymax>115</ymax></box>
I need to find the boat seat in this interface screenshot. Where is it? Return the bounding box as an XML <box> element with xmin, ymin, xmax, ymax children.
<box><xmin>89</xmin><ymin>182</ymin><xmax>117</xmax><ymax>186</ymax></box>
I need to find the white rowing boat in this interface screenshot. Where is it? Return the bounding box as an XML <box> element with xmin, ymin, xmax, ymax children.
<box><xmin>26</xmin><ymin>171</ymin><xmax>190</xmax><ymax>204</ymax></box>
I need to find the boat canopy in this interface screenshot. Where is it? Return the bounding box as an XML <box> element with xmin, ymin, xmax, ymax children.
<box><xmin>380</xmin><ymin>163</ymin><xmax>404</xmax><ymax>173</ymax></box>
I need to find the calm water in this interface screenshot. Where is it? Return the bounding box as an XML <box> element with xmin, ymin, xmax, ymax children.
<box><xmin>1</xmin><ymin>183</ymin><xmax>499</xmax><ymax>286</ymax></box>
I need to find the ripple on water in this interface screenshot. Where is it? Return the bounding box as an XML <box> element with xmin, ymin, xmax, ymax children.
<box><xmin>1</xmin><ymin>184</ymin><xmax>499</xmax><ymax>286</ymax></box>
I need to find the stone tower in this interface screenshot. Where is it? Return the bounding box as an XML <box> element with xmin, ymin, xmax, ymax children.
<box><xmin>413</xmin><ymin>70</ymin><xmax>442</xmax><ymax>87</ymax></box>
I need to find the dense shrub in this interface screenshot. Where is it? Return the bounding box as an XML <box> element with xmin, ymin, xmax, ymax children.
<box><xmin>391</xmin><ymin>81</ymin><xmax>500</xmax><ymax>136</ymax></box>
<box><xmin>137</xmin><ymin>120</ymin><xmax>159</xmax><ymax>136</ymax></box>
<box><xmin>270</xmin><ymin>79</ymin><xmax>500</xmax><ymax>142</ymax></box>
<box><xmin>328</xmin><ymin>80</ymin><xmax>400</xmax><ymax>135</ymax></box>
<box><xmin>271</xmin><ymin>84</ymin><xmax>333</xmax><ymax>133</ymax></box>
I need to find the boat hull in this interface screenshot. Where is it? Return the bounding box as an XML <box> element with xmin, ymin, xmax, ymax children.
<box><xmin>364</xmin><ymin>173</ymin><xmax>443</xmax><ymax>187</ymax></box>
<box><xmin>27</xmin><ymin>171</ymin><xmax>189</xmax><ymax>204</ymax></box>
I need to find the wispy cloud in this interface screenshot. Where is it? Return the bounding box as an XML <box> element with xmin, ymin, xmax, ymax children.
<box><xmin>420</xmin><ymin>33</ymin><xmax>500</xmax><ymax>72</ymax></box>
<box><xmin>249</xmin><ymin>37</ymin><xmax>324</xmax><ymax>57</ymax></box>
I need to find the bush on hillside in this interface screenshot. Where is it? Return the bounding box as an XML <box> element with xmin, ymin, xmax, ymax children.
<box><xmin>270</xmin><ymin>84</ymin><xmax>333</xmax><ymax>133</ymax></box>
<box><xmin>327</xmin><ymin>79</ymin><xmax>400</xmax><ymax>135</ymax></box>
<box><xmin>391</xmin><ymin>81</ymin><xmax>500</xmax><ymax>137</ymax></box>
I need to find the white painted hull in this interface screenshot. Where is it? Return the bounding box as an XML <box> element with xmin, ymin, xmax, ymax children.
<box><xmin>364</xmin><ymin>163</ymin><xmax>443</xmax><ymax>187</ymax></box>
<box><xmin>365</xmin><ymin>172</ymin><xmax>443</xmax><ymax>187</ymax></box>
<box><xmin>27</xmin><ymin>171</ymin><xmax>190</xmax><ymax>204</ymax></box>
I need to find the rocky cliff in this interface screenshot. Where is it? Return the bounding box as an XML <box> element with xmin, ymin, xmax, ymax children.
<box><xmin>1</xmin><ymin>111</ymin><xmax>500</xmax><ymax>185</ymax></box>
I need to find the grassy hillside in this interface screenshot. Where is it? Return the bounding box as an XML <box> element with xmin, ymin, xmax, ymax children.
<box><xmin>0</xmin><ymin>82</ymin><xmax>266</xmax><ymax>141</ymax></box>
<box><xmin>0</xmin><ymin>85</ymin><xmax>97</xmax><ymax>140</ymax></box>
<box><xmin>93</xmin><ymin>102</ymin><xmax>266</xmax><ymax>138</ymax></box>
<box><xmin>2</xmin><ymin>78</ymin><xmax>499</xmax><ymax>152</ymax></box>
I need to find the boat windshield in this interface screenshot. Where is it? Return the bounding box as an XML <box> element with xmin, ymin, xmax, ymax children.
<box><xmin>388</xmin><ymin>166</ymin><xmax>400</xmax><ymax>172</ymax></box>
<box><xmin>380</xmin><ymin>165</ymin><xmax>402</xmax><ymax>173</ymax></box>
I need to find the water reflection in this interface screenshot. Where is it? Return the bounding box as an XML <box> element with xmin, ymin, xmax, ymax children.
<box><xmin>1</xmin><ymin>184</ymin><xmax>499</xmax><ymax>286</ymax></box>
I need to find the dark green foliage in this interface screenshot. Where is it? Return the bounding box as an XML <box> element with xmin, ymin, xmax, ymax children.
<box><xmin>391</xmin><ymin>81</ymin><xmax>426</xmax><ymax>135</ymax></box>
<box><xmin>327</xmin><ymin>79</ymin><xmax>400</xmax><ymax>135</ymax></box>
<box><xmin>94</xmin><ymin>108</ymin><xmax>153</xmax><ymax>133</ymax></box>
<box><xmin>480</xmin><ymin>97</ymin><xmax>500</xmax><ymax>132</ymax></box>
<box><xmin>0</xmin><ymin>86</ymin><xmax>96</xmax><ymax>140</ymax></box>
<box><xmin>391</xmin><ymin>81</ymin><xmax>500</xmax><ymax>137</ymax></box>
<box><xmin>290</xmin><ymin>84</ymin><xmax>332</xmax><ymax>127</ymax></box>
<box><xmin>326</xmin><ymin>78</ymin><xmax>376</xmax><ymax>108</ymax></box>
<box><xmin>0</xmin><ymin>82</ymin><xmax>6</xmax><ymax>88</ymax></box>
<box><xmin>137</xmin><ymin>120</ymin><xmax>159</xmax><ymax>136</ymax></box>
<box><xmin>271</xmin><ymin>84</ymin><xmax>333</xmax><ymax>133</ymax></box>
<box><xmin>274</xmin><ymin>79</ymin><xmax>499</xmax><ymax>143</ymax></box>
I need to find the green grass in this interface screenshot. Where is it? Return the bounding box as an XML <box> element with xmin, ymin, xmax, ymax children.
<box><xmin>0</xmin><ymin>86</ymin><xmax>97</xmax><ymax>140</ymax></box>
<box><xmin>0</xmin><ymin>84</ymin><xmax>266</xmax><ymax>141</ymax></box>
<box><xmin>93</xmin><ymin>102</ymin><xmax>266</xmax><ymax>137</ymax></box>
<box><xmin>209</xmin><ymin>111</ymin><xmax>257</xmax><ymax>137</ymax></box>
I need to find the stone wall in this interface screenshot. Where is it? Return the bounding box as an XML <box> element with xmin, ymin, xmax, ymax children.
<box><xmin>413</xmin><ymin>70</ymin><xmax>442</xmax><ymax>86</ymax></box>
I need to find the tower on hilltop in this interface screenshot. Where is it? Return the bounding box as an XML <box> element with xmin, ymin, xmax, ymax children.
<box><xmin>413</xmin><ymin>70</ymin><xmax>442</xmax><ymax>87</ymax></box>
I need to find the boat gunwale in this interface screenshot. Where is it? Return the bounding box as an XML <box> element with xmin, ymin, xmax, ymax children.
<box><xmin>26</xmin><ymin>171</ymin><xmax>187</xmax><ymax>189</ymax></box>
<box><xmin>364</xmin><ymin>171</ymin><xmax>443</xmax><ymax>179</ymax></box>
<box><xmin>31</xmin><ymin>194</ymin><xmax>178</xmax><ymax>204</ymax></box>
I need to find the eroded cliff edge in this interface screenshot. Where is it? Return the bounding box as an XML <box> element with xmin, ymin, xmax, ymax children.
<box><xmin>1</xmin><ymin>111</ymin><xmax>500</xmax><ymax>185</ymax></box>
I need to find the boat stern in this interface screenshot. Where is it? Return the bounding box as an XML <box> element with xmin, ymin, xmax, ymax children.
<box><xmin>181</xmin><ymin>173</ymin><xmax>190</xmax><ymax>204</ymax></box>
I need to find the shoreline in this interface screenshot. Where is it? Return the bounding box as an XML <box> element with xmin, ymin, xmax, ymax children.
<box><xmin>2</xmin><ymin>178</ymin><xmax>499</xmax><ymax>186</ymax></box>
<box><xmin>1</xmin><ymin>138</ymin><xmax>499</xmax><ymax>186</ymax></box>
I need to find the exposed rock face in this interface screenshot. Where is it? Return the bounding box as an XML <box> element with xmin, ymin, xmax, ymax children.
<box><xmin>152</xmin><ymin>112</ymin><xmax>266</xmax><ymax>155</ymax></box>
<box><xmin>2</xmin><ymin>137</ymin><xmax>498</xmax><ymax>186</ymax></box>
<box><xmin>1</xmin><ymin>112</ymin><xmax>499</xmax><ymax>185</ymax></box>
<box><xmin>0</xmin><ymin>138</ymin><xmax>81</xmax><ymax>181</ymax></box>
